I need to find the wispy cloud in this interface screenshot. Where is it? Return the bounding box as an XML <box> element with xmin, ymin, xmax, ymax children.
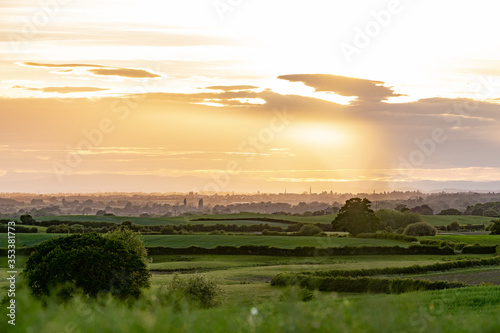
<box><xmin>13</xmin><ymin>85</ymin><xmax>109</xmax><ymax>94</ymax></box>
<box><xmin>205</xmin><ymin>85</ymin><xmax>259</xmax><ymax>91</ymax></box>
<box><xmin>22</xmin><ymin>62</ymin><xmax>106</xmax><ymax>68</ymax></box>
<box><xmin>20</xmin><ymin>62</ymin><xmax>161</xmax><ymax>79</ymax></box>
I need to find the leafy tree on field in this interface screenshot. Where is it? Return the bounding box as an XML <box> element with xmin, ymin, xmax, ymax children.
<box><xmin>485</xmin><ymin>208</ymin><xmax>498</xmax><ymax>217</ymax></box>
<box><xmin>20</xmin><ymin>214</ymin><xmax>36</xmax><ymax>225</ymax></box>
<box><xmin>438</xmin><ymin>208</ymin><xmax>462</xmax><ymax>215</ymax></box>
<box><xmin>403</xmin><ymin>222</ymin><xmax>437</xmax><ymax>236</ymax></box>
<box><xmin>395</xmin><ymin>204</ymin><xmax>410</xmax><ymax>213</ymax></box>
<box><xmin>95</xmin><ymin>210</ymin><xmax>106</xmax><ymax>216</ymax></box>
<box><xmin>297</xmin><ymin>224</ymin><xmax>322</xmax><ymax>236</ymax></box>
<box><xmin>410</xmin><ymin>205</ymin><xmax>434</xmax><ymax>215</ymax></box>
<box><xmin>104</xmin><ymin>227</ymin><xmax>149</xmax><ymax>262</ymax></box>
<box><xmin>23</xmin><ymin>233</ymin><xmax>150</xmax><ymax>299</ymax></box>
<box><xmin>332</xmin><ymin>198</ymin><xmax>379</xmax><ymax>236</ymax></box>
<box><xmin>375</xmin><ymin>209</ymin><xmax>421</xmax><ymax>231</ymax></box>
<box><xmin>120</xmin><ymin>220</ymin><xmax>142</xmax><ymax>232</ymax></box>
<box><xmin>69</xmin><ymin>224</ymin><xmax>84</xmax><ymax>233</ymax></box>
<box><xmin>489</xmin><ymin>220</ymin><xmax>500</xmax><ymax>235</ymax></box>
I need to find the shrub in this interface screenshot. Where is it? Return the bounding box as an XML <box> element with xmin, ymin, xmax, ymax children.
<box><xmin>375</xmin><ymin>209</ymin><xmax>422</xmax><ymax>231</ymax></box>
<box><xmin>47</xmin><ymin>224</ymin><xmax>71</xmax><ymax>233</ymax></box>
<box><xmin>159</xmin><ymin>225</ymin><xmax>176</xmax><ymax>234</ymax></box>
<box><xmin>262</xmin><ymin>229</ymin><xmax>283</xmax><ymax>236</ymax></box>
<box><xmin>403</xmin><ymin>222</ymin><xmax>437</xmax><ymax>236</ymax></box>
<box><xmin>104</xmin><ymin>227</ymin><xmax>149</xmax><ymax>262</ymax></box>
<box><xmin>438</xmin><ymin>209</ymin><xmax>463</xmax><ymax>216</ymax></box>
<box><xmin>453</xmin><ymin>242</ymin><xmax>467</xmax><ymax>251</ymax></box>
<box><xmin>297</xmin><ymin>225</ymin><xmax>322</xmax><ymax>236</ymax></box>
<box><xmin>279</xmin><ymin>286</ymin><xmax>314</xmax><ymax>302</ymax></box>
<box><xmin>489</xmin><ymin>220</ymin><xmax>500</xmax><ymax>235</ymax></box>
<box><xmin>410</xmin><ymin>205</ymin><xmax>434</xmax><ymax>215</ymax></box>
<box><xmin>356</xmin><ymin>233</ymin><xmax>417</xmax><ymax>243</ymax></box>
<box><xmin>69</xmin><ymin>224</ymin><xmax>84</xmax><ymax>233</ymax></box>
<box><xmin>23</xmin><ymin>233</ymin><xmax>150</xmax><ymax>299</ymax></box>
<box><xmin>272</xmin><ymin>275</ymin><xmax>466</xmax><ymax>294</ymax></box>
<box><xmin>0</xmin><ymin>224</ymin><xmax>37</xmax><ymax>233</ymax></box>
<box><xmin>158</xmin><ymin>274</ymin><xmax>224</xmax><ymax>309</ymax></box>
<box><xmin>272</xmin><ymin>257</ymin><xmax>500</xmax><ymax>281</ymax></box>
<box><xmin>461</xmin><ymin>245</ymin><xmax>497</xmax><ymax>254</ymax></box>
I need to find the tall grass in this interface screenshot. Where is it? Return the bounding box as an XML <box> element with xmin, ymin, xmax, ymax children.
<box><xmin>2</xmin><ymin>286</ymin><xmax>499</xmax><ymax>332</ymax></box>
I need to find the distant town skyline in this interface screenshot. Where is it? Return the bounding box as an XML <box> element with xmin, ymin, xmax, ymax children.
<box><xmin>2</xmin><ymin>0</ymin><xmax>500</xmax><ymax>193</ymax></box>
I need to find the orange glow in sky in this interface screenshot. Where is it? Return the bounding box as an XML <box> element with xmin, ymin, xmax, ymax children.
<box><xmin>1</xmin><ymin>0</ymin><xmax>500</xmax><ymax>193</ymax></box>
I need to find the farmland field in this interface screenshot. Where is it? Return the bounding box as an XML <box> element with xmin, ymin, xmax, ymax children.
<box><xmin>34</xmin><ymin>212</ymin><xmax>338</xmax><ymax>226</ymax></box>
<box><xmin>2</xmin><ymin>213</ymin><xmax>500</xmax><ymax>332</ymax></box>
<box><xmin>0</xmin><ymin>233</ymin><xmax>410</xmax><ymax>248</ymax></box>
<box><xmin>419</xmin><ymin>234</ymin><xmax>500</xmax><ymax>246</ymax></box>
<box><xmin>2</xmin><ymin>250</ymin><xmax>500</xmax><ymax>332</ymax></box>
<box><xmin>421</xmin><ymin>215</ymin><xmax>493</xmax><ymax>226</ymax></box>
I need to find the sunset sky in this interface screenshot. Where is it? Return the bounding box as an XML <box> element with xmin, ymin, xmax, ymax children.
<box><xmin>2</xmin><ymin>0</ymin><xmax>500</xmax><ymax>193</ymax></box>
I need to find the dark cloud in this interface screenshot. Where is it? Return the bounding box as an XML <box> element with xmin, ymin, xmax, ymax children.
<box><xmin>13</xmin><ymin>85</ymin><xmax>109</xmax><ymax>94</ymax></box>
<box><xmin>205</xmin><ymin>85</ymin><xmax>259</xmax><ymax>91</ymax></box>
<box><xmin>278</xmin><ymin>74</ymin><xmax>405</xmax><ymax>103</ymax></box>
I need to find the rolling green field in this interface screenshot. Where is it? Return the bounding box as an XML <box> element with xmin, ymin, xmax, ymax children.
<box><xmin>421</xmin><ymin>215</ymin><xmax>493</xmax><ymax>226</ymax></box>
<box><xmin>34</xmin><ymin>213</ymin><xmax>338</xmax><ymax>226</ymax></box>
<box><xmin>141</xmin><ymin>234</ymin><xmax>408</xmax><ymax>248</ymax></box>
<box><xmin>26</xmin><ymin>212</ymin><xmax>499</xmax><ymax>230</ymax></box>
<box><xmin>2</xmin><ymin>269</ymin><xmax>499</xmax><ymax>332</ymax></box>
<box><xmin>419</xmin><ymin>234</ymin><xmax>500</xmax><ymax>246</ymax></box>
<box><xmin>0</xmin><ymin>233</ymin><xmax>409</xmax><ymax>248</ymax></box>
<box><xmin>3</xmin><ymin>212</ymin><xmax>500</xmax><ymax>332</ymax></box>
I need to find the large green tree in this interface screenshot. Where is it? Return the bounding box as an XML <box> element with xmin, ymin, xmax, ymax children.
<box><xmin>332</xmin><ymin>198</ymin><xmax>379</xmax><ymax>235</ymax></box>
<box><xmin>23</xmin><ymin>233</ymin><xmax>150</xmax><ymax>299</ymax></box>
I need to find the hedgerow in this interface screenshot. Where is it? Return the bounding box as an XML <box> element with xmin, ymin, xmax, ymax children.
<box><xmin>274</xmin><ymin>257</ymin><xmax>500</xmax><ymax>279</ymax></box>
<box><xmin>271</xmin><ymin>275</ymin><xmax>466</xmax><ymax>294</ymax></box>
<box><xmin>356</xmin><ymin>233</ymin><xmax>417</xmax><ymax>243</ymax></box>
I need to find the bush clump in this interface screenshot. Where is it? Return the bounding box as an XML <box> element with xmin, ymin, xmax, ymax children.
<box><xmin>403</xmin><ymin>222</ymin><xmax>437</xmax><ymax>236</ymax></box>
<box><xmin>375</xmin><ymin>209</ymin><xmax>422</xmax><ymax>231</ymax></box>
<box><xmin>489</xmin><ymin>220</ymin><xmax>500</xmax><ymax>235</ymax></box>
<box><xmin>356</xmin><ymin>233</ymin><xmax>417</xmax><ymax>243</ymax></box>
<box><xmin>297</xmin><ymin>225</ymin><xmax>323</xmax><ymax>236</ymax></box>
<box><xmin>279</xmin><ymin>286</ymin><xmax>314</xmax><ymax>302</ymax></box>
<box><xmin>23</xmin><ymin>233</ymin><xmax>150</xmax><ymax>299</ymax></box>
<box><xmin>158</xmin><ymin>274</ymin><xmax>224</xmax><ymax>309</ymax></box>
<box><xmin>272</xmin><ymin>275</ymin><xmax>465</xmax><ymax>294</ymax></box>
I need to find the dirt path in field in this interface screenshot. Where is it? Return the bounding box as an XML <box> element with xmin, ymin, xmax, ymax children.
<box><xmin>419</xmin><ymin>269</ymin><xmax>500</xmax><ymax>285</ymax></box>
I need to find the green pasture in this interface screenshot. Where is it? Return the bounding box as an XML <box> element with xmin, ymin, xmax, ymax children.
<box><xmin>33</xmin><ymin>212</ymin><xmax>337</xmax><ymax>226</ymax></box>
<box><xmin>0</xmin><ymin>233</ymin><xmax>411</xmax><ymax>249</ymax></box>
<box><xmin>419</xmin><ymin>234</ymin><xmax>500</xmax><ymax>246</ymax></box>
<box><xmin>421</xmin><ymin>215</ymin><xmax>493</xmax><ymax>226</ymax></box>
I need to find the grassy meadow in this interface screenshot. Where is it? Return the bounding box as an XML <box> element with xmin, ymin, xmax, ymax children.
<box><xmin>34</xmin><ymin>213</ymin><xmax>338</xmax><ymax>226</ymax></box>
<box><xmin>4</xmin><ymin>232</ymin><xmax>500</xmax><ymax>249</ymax></box>
<box><xmin>2</xmin><ymin>213</ymin><xmax>500</xmax><ymax>332</ymax></box>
